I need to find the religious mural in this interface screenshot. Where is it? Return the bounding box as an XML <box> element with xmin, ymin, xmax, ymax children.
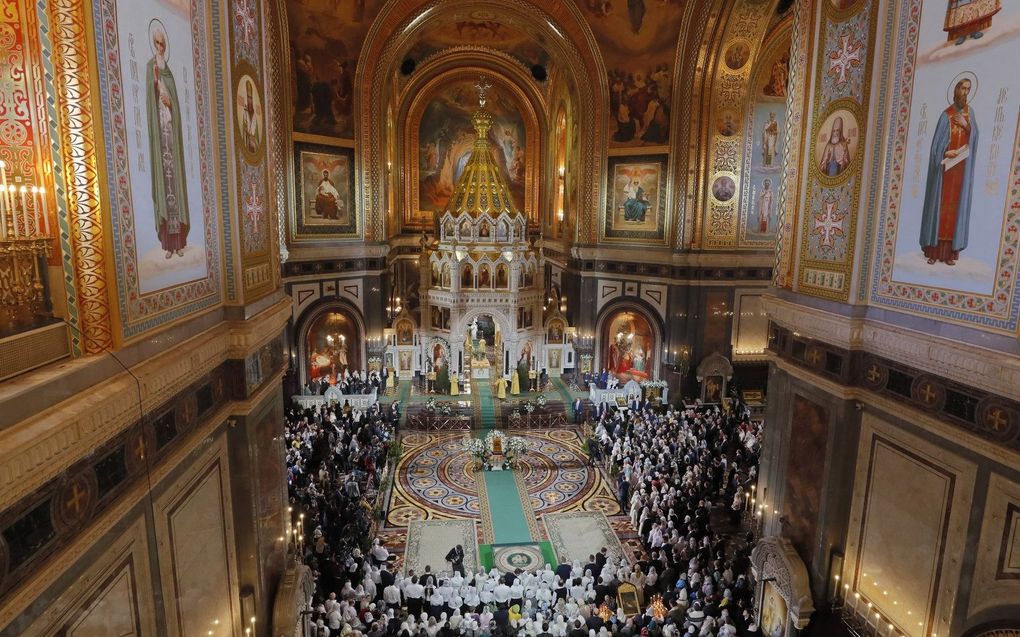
<box><xmin>602</xmin><ymin>309</ymin><xmax>654</xmax><ymax>381</ymax></box>
<box><xmin>94</xmin><ymin>0</ymin><xmax>221</xmax><ymax>337</ymax></box>
<box><xmin>797</xmin><ymin>0</ymin><xmax>877</xmax><ymax>299</ymax></box>
<box><xmin>294</xmin><ymin>143</ymin><xmax>358</xmax><ymax>237</ymax></box>
<box><xmin>234</xmin><ymin>67</ymin><xmax>264</xmax><ymax>165</ymax></box>
<box><xmin>287</xmin><ymin>0</ymin><xmax>383</xmax><ymax>140</ymax></box>
<box><xmin>760</xmin><ymin>580</ymin><xmax>788</xmax><ymax>637</ymax></box>
<box><xmin>405</xmin><ymin>13</ymin><xmax>551</xmax><ymax>73</ymax></box>
<box><xmin>412</xmin><ymin>78</ymin><xmax>527</xmax><ymax>225</ymax></box>
<box><xmin>306</xmin><ymin>310</ymin><xmax>360</xmax><ymax>381</ymax></box>
<box><xmin>581</xmin><ymin>0</ymin><xmax>682</xmax><ymax>147</ymax></box>
<box><xmin>602</xmin><ymin>155</ymin><xmax>668</xmax><ymax>244</ymax></box>
<box><xmin>740</xmin><ymin>42</ymin><xmax>790</xmax><ymax>245</ymax></box>
<box><xmin>395</xmin><ymin>319</ymin><xmax>414</xmax><ymax>345</ymax></box>
<box><xmin>813</xmin><ymin>106</ymin><xmax>860</xmax><ymax>181</ymax></box>
<box><xmin>874</xmin><ymin>0</ymin><xmax>1020</xmax><ymax>333</ymax></box>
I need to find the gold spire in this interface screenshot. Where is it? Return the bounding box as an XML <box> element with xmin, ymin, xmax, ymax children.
<box><xmin>442</xmin><ymin>77</ymin><xmax>521</xmax><ymax>219</ymax></box>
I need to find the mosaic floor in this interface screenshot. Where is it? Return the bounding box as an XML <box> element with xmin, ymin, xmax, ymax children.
<box><xmin>381</xmin><ymin>425</ymin><xmax>645</xmax><ymax>572</ymax></box>
<box><xmin>385</xmin><ymin>429</ymin><xmax>620</xmax><ymax>529</ymax></box>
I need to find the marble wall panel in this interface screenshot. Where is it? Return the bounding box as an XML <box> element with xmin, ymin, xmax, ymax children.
<box><xmin>844</xmin><ymin>412</ymin><xmax>976</xmax><ymax>637</ymax></box>
<box><xmin>783</xmin><ymin>395</ymin><xmax>829</xmax><ymax>571</ymax></box>
<box><xmin>155</xmin><ymin>444</ymin><xmax>239</xmax><ymax>637</ymax></box>
<box><xmin>968</xmin><ymin>473</ymin><xmax>1020</xmax><ymax>619</ymax></box>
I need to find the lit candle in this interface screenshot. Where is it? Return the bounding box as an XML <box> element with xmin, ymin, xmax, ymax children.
<box><xmin>31</xmin><ymin>187</ymin><xmax>39</xmax><ymax>237</ymax></box>
<box><xmin>0</xmin><ymin>161</ymin><xmax>6</xmax><ymax>238</ymax></box>
<box><xmin>10</xmin><ymin>186</ymin><xmax>18</xmax><ymax>238</ymax></box>
<box><xmin>19</xmin><ymin>186</ymin><xmax>28</xmax><ymax>238</ymax></box>
<box><xmin>853</xmin><ymin>592</ymin><xmax>860</xmax><ymax>612</ymax></box>
<box><xmin>39</xmin><ymin>186</ymin><xmax>48</xmax><ymax>236</ymax></box>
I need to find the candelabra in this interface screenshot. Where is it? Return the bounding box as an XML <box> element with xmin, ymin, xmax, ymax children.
<box><xmin>385</xmin><ymin>295</ymin><xmax>402</xmax><ymax>322</ymax></box>
<box><xmin>663</xmin><ymin>345</ymin><xmax>692</xmax><ymax>375</ymax></box>
<box><xmin>0</xmin><ymin>160</ymin><xmax>50</xmax><ymax>240</ymax></box>
<box><xmin>664</xmin><ymin>345</ymin><xmax>692</xmax><ymax>398</ymax></box>
<box><xmin>574</xmin><ymin>332</ymin><xmax>595</xmax><ymax>352</ymax></box>
<box><xmin>0</xmin><ymin>161</ymin><xmax>53</xmax><ymax>337</ymax></box>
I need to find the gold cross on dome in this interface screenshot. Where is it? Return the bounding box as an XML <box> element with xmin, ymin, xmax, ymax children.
<box><xmin>917</xmin><ymin>382</ymin><xmax>936</xmax><ymax>404</ymax></box>
<box><xmin>475</xmin><ymin>76</ymin><xmax>492</xmax><ymax>108</ymax></box>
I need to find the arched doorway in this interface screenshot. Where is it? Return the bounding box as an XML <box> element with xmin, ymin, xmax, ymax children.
<box><xmin>303</xmin><ymin>307</ymin><xmax>362</xmax><ymax>385</ymax></box>
<box><xmin>598</xmin><ymin>306</ymin><xmax>658</xmax><ymax>382</ymax></box>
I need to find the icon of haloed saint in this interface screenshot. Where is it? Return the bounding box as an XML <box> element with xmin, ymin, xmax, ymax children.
<box><xmin>919</xmin><ymin>76</ymin><xmax>977</xmax><ymax>266</ymax></box>
<box><xmin>147</xmin><ymin>19</ymin><xmax>191</xmax><ymax>259</ymax></box>
<box><xmin>315</xmin><ymin>169</ymin><xmax>344</xmax><ymax>220</ymax></box>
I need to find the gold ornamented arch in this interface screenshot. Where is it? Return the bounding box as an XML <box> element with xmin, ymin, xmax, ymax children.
<box><xmin>399</xmin><ymin>56</ymin><xmax>544</xmax><ymax>231</ymax></box>
<box><xmin>699</xmin><ymin>0</ymin><xmax>784</xmax><ymax>249</ymax></box>
<box><xmin>354</xmin><ymin>0</ymin><xmax>607</xmax><ymax>244</ymax></box>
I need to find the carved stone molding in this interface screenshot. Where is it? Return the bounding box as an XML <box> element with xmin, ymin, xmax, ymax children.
<box><xmin>0</xmin><ymin>301</ymin><xmax>290</xmax><ymax>512</ymax></box>
<box><xmin>751</xmin><ymin>536</ymin><xmax>815</xmax><ymax>629</ymax></box>
<box><xmin>272</xmin><ymin>563</ymin><xmax>315</xmax><ymax>637</ymax></box>
<box><xmin>763</xmin><ymin>295</ymin><xmax>1020</xmax><ymax>402</ymax></box>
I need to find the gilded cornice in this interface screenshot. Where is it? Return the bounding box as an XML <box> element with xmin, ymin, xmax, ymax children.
<box><xmin>0</xmin><ymin>302</ymin><xmax>290</xmax><ymax>512</ymax></box>
<box><xmin>763</xmin><ymin>295</ymin><xmax>1020</xmax><ymax>403</ymax></box>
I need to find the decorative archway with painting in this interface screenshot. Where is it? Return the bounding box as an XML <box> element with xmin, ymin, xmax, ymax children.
<box><xmin>600</xmin><ymin>307</ymin><xmax>656</xmax><ymax>382</ymax></box>
<box><xmin>304</xmin><ymin>308</ymin><xmax>362</xmax><ymax>383</ymax></box>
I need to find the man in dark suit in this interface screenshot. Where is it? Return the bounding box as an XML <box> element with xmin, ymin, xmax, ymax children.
<box><xmin>445</xmin><ymin>544</ymin><xmax>465</xmax><ymax>576</ymax></box>
<box><xmin>573</xmin><ymin>398</ymin><xmax>584</xmax><ymax>423</ymax></box>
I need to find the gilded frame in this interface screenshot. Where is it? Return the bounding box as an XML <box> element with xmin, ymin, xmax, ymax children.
<box><xmin>600</xmin><ymin>154</ymin><xmax>670</xmax><ymax>246</ymax></box>
<box><xmin>292</xmin><ymin>142</ymin><xmax>359</xmax><ymax>239</ymax></box>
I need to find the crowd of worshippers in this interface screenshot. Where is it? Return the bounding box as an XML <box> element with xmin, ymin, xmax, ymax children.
<box><xmin>303</xmin><ymin>368</ymin><xmax>389</xmax><ymax>396</ymax></box>
<box><xmin>295</xmin><ymin>398</ymin><xmax>765</xmax><ymax>637</ymax></box>
<box><xmin>286</xmin><ymin>397</ymin><xmax>396</xmax><ymax>574</ymax></box>
<box><xmin>588</xmin><ymin>402</ymin><xmax>764</xmax><ymax>636</ymax></box>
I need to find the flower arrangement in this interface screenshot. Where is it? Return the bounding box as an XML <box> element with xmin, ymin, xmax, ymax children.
<box><xmin>523</xmin><ymin>401</ymin><xmax>536</xmax><ymax>414</ymax></box>
<box><xmin>506</xmin><ymin>435</ymin><xmax>528</xmax><ymax>457</ymax></box>
<box><xmin>463</xmin><ymin>437</ymin><xmax>486</xmax><ymax>456</ymax></box>
<box><xmin>641</xmin><ymin>380</ymin><xmax>668</xmax><ymax>389</ymax></box>
<box><xmin>536</xmin><ymin>394</ymin><xmax>548</xmax><ymax>407</ymax></box>
<box><xmin>425</xmin><ymin>397</ymin><xmax>454</xmax><ymax>416</ymax></box>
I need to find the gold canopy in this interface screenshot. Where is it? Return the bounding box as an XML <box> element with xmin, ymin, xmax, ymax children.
<box><xmin>442</xmin><ymin>108</ymin><xmax>522</xmax><ymax>219</ymax></box>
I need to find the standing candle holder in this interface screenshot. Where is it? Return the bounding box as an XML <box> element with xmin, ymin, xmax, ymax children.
<box><xmin>0</xmin><ymin>161</ymin><xmax>53</xmax><ymax>337</ymax></box>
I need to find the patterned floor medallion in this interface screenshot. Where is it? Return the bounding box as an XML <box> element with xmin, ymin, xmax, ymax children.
<box><xmin>387</xmin><ymin>431</ymin><xmax>618</xmax><ymax>528</ymax></box>
<box><xmin>493</xmin><ymin>544</ymin><xmax>546</xmax><ymax>572</ymax></box>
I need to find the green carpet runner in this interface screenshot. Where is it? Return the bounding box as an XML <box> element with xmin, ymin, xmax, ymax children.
<box><xmin>470</xmin><ymin>381</ymin><xmax>534</xmax><ymax>545</ymax></box>
<box><xmin>396</xmin><ymin>380</ymin><xmax>412</xmax><ymax>427</ymax></box>
<box><xmin>475</xmin><ymin>382</ymin><xmax>498</xmax><ymax>431</ymax></box>
<box><xmin>481</xmin><ymin>470</ymin><xmax>533</xmax><ymax>544</ymax></box>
